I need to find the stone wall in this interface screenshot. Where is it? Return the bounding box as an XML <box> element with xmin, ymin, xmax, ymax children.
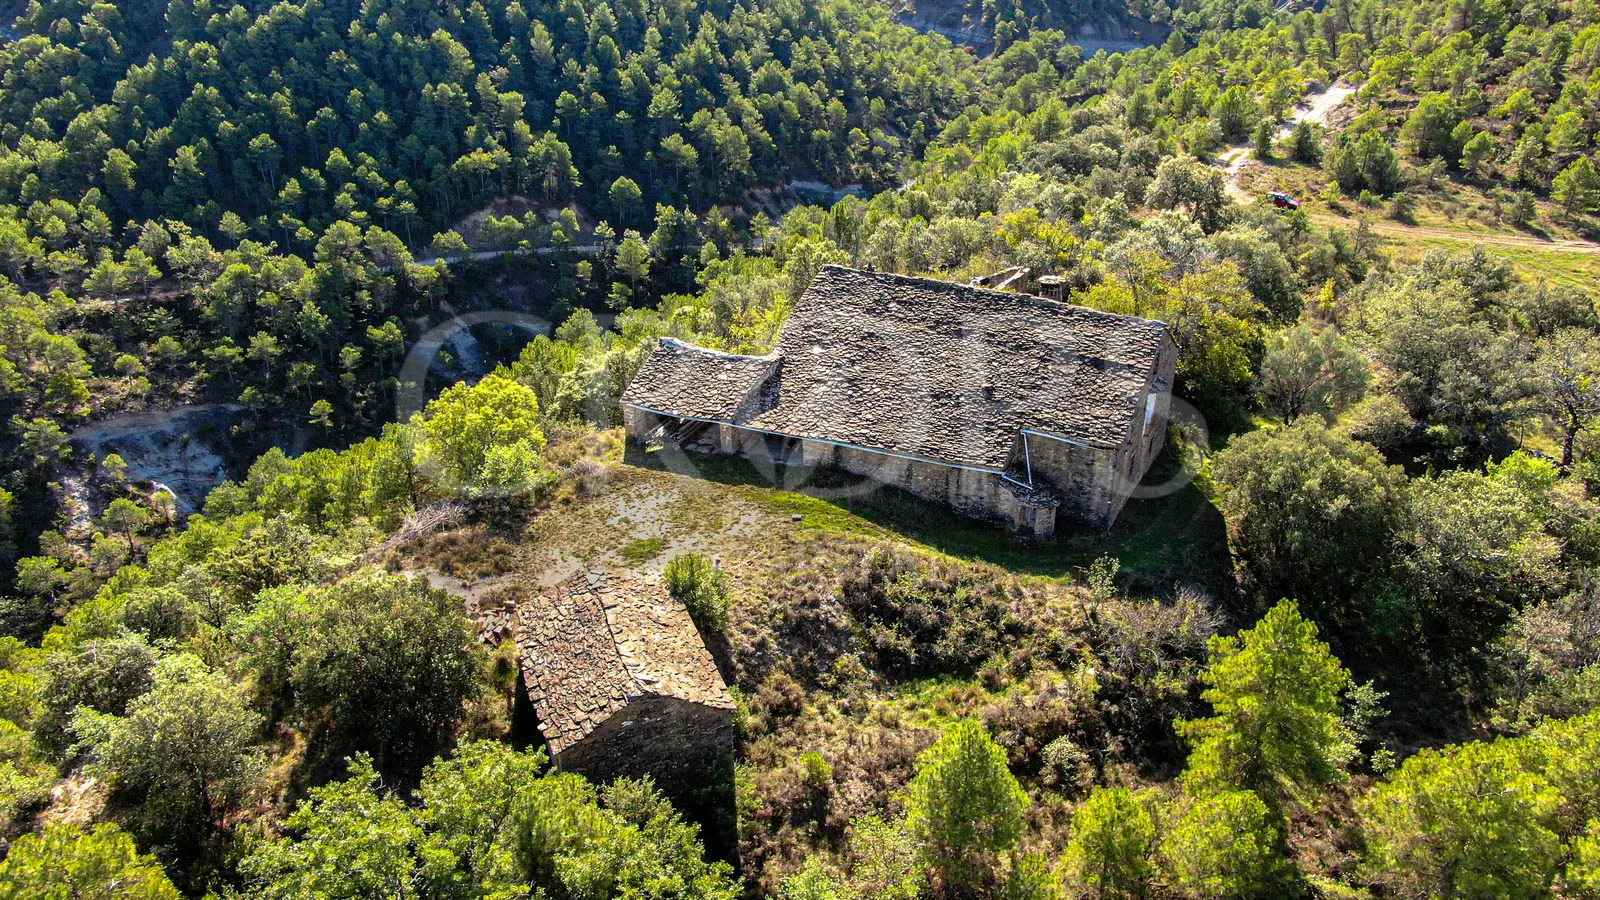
<box><xmin>791</xmin><ymin>437</ymin><xmax>1050</xmax><ymax>534</ymax></box>
<box><xmin>626</xmin><ymin>405</ymin><xmax>1061</xmax><ymax>535</ymax></box>
<box><xmin>1024</xmin><ymin>435</ymin><xmax>1119</xmax><ymax>527</ymax></box>
<box><xmin>623</xmin><ymin>405</ymin><xmax>661</xmax><ymax>442</ymax></box>
<box><xmin>555</xmin><ymin>694</ymin><xmax>736</xmax><ymax>791</ymax></box>
<box><xmin>626</xmin><ymin>405</ymin><xmax>1101</xmax><ymax>535</ymax></box>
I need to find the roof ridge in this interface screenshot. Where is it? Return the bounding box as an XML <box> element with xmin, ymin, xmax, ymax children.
<box><xmin>657</xmin><ymin>336</ymin><xmax>779</xmax><ymax>361</ymax></box>
<box><xmin>814</xmin><ymin>264</ymin><xmax>1173</xmax><ymax>333</ymax></box>
<box><xmin>581</xmin><ymin>569</ymin><xmax>648</xmax><ymax>700</ymax></box>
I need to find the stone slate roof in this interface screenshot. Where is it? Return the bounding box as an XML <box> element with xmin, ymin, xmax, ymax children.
<box><xmin>624</xmin><ymin>338</ymin><xmax>779</xmax><ymax>423</ymax></box>
<box><xmin>515</xmin><ymin>570</ymin><xmax>733</xmax><ymax>756</ymax></box>
<box><xmin>623</xmin><ymin>265</ymin><xmax>1173</xmax><ymax>471</ymax></box>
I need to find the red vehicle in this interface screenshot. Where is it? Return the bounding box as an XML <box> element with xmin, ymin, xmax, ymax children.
<box><xmin>1269</xmin><ymin>190</ymin><xmax>1301</xmax><ymax>210</ymax></box>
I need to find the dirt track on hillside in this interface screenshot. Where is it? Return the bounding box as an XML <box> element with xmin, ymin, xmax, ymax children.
<box><xmin>1218</xmin><ymin>83</ymin><xmax>1356</xmax><ymax>201</ymax></box>
<box><xmin>1215</xmin><ymin>85</ymin><xmax>1600</xmax><ymax>255</ymax></box>
<box><xmin>1307</xmin><ymin>214</ymin><xmax>1600</xmax><ymax>253</ymax></box>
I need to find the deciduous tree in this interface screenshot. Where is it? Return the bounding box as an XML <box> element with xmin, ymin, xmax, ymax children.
<box><xmin>1538</xmin><ymin>329</ymin><xmax>1600</xmax><ymax>468</ymax></box>
<box><xmin>76</xmin><ymin>654</ymin><xmax>263</xmax><ymax>850</ymax></box>
<box><xmin>239</xmin><ymin>571</ymin><xmax>480</xmax><ymax>770</ymax></box>
<box><xmin>31</xmin><ymin>634</ymin><xmax>155</xmax><ymax>760</ymax></box>
<box><xmin>1257</xmin><ymin>325</ymin><xmax>1369</xmax><ymax>422</ymax></box>
<box><xmin>1145</xmin><ymin>157</ymin><xmax>1232</xmax><ymax>233</ymax></box>
<box><xmin>1212</xmin><ymin>421</ymin><xmax>1406</xmax><ymax>621</ymax></box>
<box><xmin>0</xmin><ymin>823</ymin><xmax>180</xmax><ymax>899</ymax></box>
<box><xmin>421</xmin><ymin>374</ymin><xmax>546</xmax><ymax>491</ymax></box>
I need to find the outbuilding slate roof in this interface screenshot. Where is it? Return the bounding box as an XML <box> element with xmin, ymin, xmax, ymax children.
<box><xmin>515</xmin><ymin>570</ymin><xmax>733</xmax><ymax>756</ymax></box>
<box><xmin>623</xmin><ymin>265</ymin><xmax>1173</xmax><ymax>471</ymax></box>
<box><xmin>624</xmin><ymin>338</ymin><xmax>779</xmax><ymax>423</ymax></box>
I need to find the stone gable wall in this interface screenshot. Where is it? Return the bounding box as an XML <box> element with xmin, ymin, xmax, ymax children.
<box><xmin>1105</xmin><ymin>334</ymin><xmax>1178</xmax><ymax>524</ymax></box>
<box><xmin>1026</xmin><ymin>335</ymin><xmax>1177</xmax><ymax>527</ymax></box>
<box><xmin>555</xmin><ymin>694</ymin><xmax>735</xmax><ymax>790</ymax></box>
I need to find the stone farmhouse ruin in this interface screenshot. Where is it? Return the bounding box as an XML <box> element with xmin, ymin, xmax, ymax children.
<box><xmin>512</xmin><ymin>569</ymin><xmax>735</xmax><ymax>786</ymax></box>
<box><xmin>621</xmin><ymin>265</ymin><xmax>1178</xmax><ymax>536</ymax></box>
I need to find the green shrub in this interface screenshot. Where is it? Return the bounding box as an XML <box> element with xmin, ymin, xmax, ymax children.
<box><xmin>782</xmin><ymin>858</ymin><xmax>856</xmax><ymax>900</ymax></box>
<box><xmin>0</xmin><ymin>823</ymin><xmax>180</xmax><ymax>898</ymax></box>
<box><xmin>620</xmin><ymin>536</ymin><xmax>665</xmax><ymax>561</ymax></box>
<box><xmin>799</xmin><ymin>751</ymin><xmax>833</xmax><ymax>791</ymax></box>
<box><xmin>664</xmin><ymin>554</ymin><xmax>730</xmax><ymax>637</ymax></box>
<box><xmin>836</xmin><ymin>546</ymin><xmax>1017</xmax><ymax>676</ymax></box>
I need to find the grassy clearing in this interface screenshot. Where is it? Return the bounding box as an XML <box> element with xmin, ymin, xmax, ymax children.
<box><xmin>407</xmin><ymin>436</ymin><xmax>1226</xmax><ymax>624</ymax></box>
<box><xmin>625</xmin><ymin>441</ymin><xmax>1231</xmax><ymax>596</ymax></box>
<box><xmin>1376</xmin><ymin>230</ymin><xmax>1600</xmax><ymax>292</ymax></box>
<box><xmin>876</xmin><ymin>674</ymin><xmax>1001</xmax><ymax>728</ymax></box>
<box><xmin>1240</xmin><ymin>156</ymin><xmax>1596</xmax><ymax>230</ymax></box>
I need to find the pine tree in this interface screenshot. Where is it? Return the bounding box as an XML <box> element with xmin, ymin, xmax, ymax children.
<box><xmin>904</xmin><ymin>720</ymin><xmax>1029</xmax><ymax>893</ymax></box>
<box><xmin>1161</xmin><ymin>791</ymin><xmax>1288</xmax><ymax>897</ymax></box>
<box><xmin>1061</xmin><ymin>787</ymin><xmax>1160</xmax><ymax>898</ymax></box>
<box><xmin>1252</xmin><ymin>120</ymin><xmax>1276</xmax><ymax>161</ymax></box>
<box><xmin>1553</xmin><ymin>157</ymin><xmax>1600</xmax><ymax>214</ymax></box>
<box><xmin>1178</xmin><ymin>600</ymin><xmax>1355</xmax><ymax>811</ymax></box>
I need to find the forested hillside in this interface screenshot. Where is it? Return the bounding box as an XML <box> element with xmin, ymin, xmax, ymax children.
<box><xmin>0</xmin><ymin>0</ymin><xmax>1002</xmax><ymax>575</ymax></box>
<box><xmin>4</xmin><ymin>0</ymin><xmax>979</xmax><ymax>236</ymax></box>
<box><xmin>1</xmin><ymin>0</ymin><xmax>1599</xmax><ymax>896</ymax></box>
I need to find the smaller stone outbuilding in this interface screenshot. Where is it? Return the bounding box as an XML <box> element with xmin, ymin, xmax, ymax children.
<box><xmin>514</xmin><ymin>570</ymin><xmax>735</xmax><ymax>788</ymax></box>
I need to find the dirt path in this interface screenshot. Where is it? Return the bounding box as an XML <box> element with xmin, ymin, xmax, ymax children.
<box><xmin>411</xmin><ymin>244</ymin><xmax>605</xmax><ymax>267</ymax></box>
<box><xmin>1291</xmin><ymin>84</ymin><xmax>1358</xmax><ymax>131</ymax></box>
<box><xmin>1218</xmin><ymin>83</ymin><xmax>1356</xmax><ymax>200</ymax></box>
<box><xmin>1218</xmin><ymin>85</ymin><xmax>1600</xmax><ymax>255</ymax></box>
<box><xmin>1308</xmin><ymin>213</ymin><xmax>1600</xmax><ymax>253</ymax></box>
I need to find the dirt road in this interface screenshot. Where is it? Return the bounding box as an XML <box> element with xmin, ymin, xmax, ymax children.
<box><xmin>1308</xmin><ymin>213</ymin><xmax>1600</xmax><ymax>253</ymax></box>
<box><xmin>1218</xmin><ymin>85</ymin><xmax>1600</xmax><ymax>255</ymax></box>
<box><xmin>1218</xmin><ymin>83</ymin><xmax>1356</xmax><ymax>199</ymax></box>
